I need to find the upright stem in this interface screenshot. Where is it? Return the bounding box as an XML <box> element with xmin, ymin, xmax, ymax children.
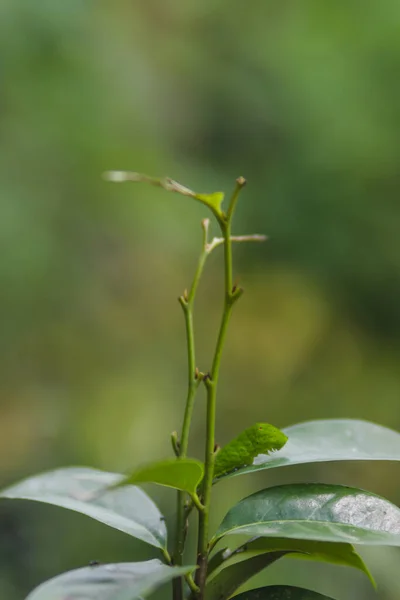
<box><xmin>195</xmin><ymin>179</ymin><xmax>246</xmax><ymax>596</ymax></box>
<box><xmin>173</xmin><ymin>221</ymin><xmax>210</xmax><ymax>600</ymax></box>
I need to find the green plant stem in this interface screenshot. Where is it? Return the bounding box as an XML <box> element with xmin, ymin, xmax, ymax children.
<box><xmin>185</xmin><ymin>573</ymin><xmax>200</xmax><ymax>595</ymax></box>
<box><xmin>162</xmin><ymin>548</ymin><xmax>173</xmax><ymax>564</ymax></box>
<box><xmin>195</xmin><ymin>179</ymin><xmax>246</xmax><ymax>597</ymax></box>
<box><xmin>173</xmin><ymin>222</ymin><xmax>210</xmax><ymax>600</ymax></box>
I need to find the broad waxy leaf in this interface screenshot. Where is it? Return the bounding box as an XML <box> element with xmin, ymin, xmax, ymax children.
<box><xmin>116</xmin><ymin>458</ymin><xmax>204</xmax><ymax>495</ymax></box>
<box><xmin>0</xmin><ymin>467</ymin><xmax>167</xmax><ymax>549</ymax></box>
<box><xmin>103</xmin><ymin>171</ymin><xmax>225</xmax><ymax>216</ymax></box>
<box><xmin>214</xmin><ymin>423</ymin><xmax>288</xmax><ymax>479</ymax></box>
<box><xmin>205</xmin><ymin>552</ymin><xmax>284</xmax><ymax>600</ymax></box>
<box><xmin>213</xmin><ymin>483</ymin><xmax>400</xmax><ymax>547</ymax></box>
<box><xmin>231</xmin><ymin>586</ymin><xmax>336</xmax><ymax>599</ymax></box>
<box><xmin>26</xmin><ymin>559</ymin><xmax>196</xmax><ymax>600</ymax></box>
<box><xmin>217</xmin><ymin>419</ymin><xmax>400</xmax><ymax>481</ymax></box>
<box><xmin>207</xmin><ymin>538</ymin><xmax>374</xmax><ymax>586</ymax></box>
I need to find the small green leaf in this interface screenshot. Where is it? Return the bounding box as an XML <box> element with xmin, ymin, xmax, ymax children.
<box><xmin>0</xmin><ymin>467</ymin><xmax>167</xmax><ymax>549</ymax></box>
<box><xmin>194</xmin><ymin>191</ymin><xmax>225</xmax><ymax>215</ymax></box>
<box><xmin>214</xmin><ymin>423</ymin><xmax>288</xmax><ymax>479</ymax></box>
<box><xmin>216</xmin><ymin>419</ymin><xmax>400</xmax><ymax>482</ymax></box>
<box><xmin>116</xmin><ymin>458</ymin><xmax>204</xmax><ymax>495</ymax></box>
<box><xmin>205</xmin><ymin>553</ymin><xmax>284</xmax><ymax>600</ymax></box>
<box><xmin>231</xmin><ymin>586</ymin><xmax>336</xmax><ymax>599</ymax></box>
<box><xmin>213</xmin><ymin>483</ymin><xmax>400</xmax><ymax>547</ymax></box>
<box><xmin>103</xmin><ymin>171</ymin><xmax>224</xmax><ymax>217</ymax></box>
<box><xmin>207</xmin><ymin>538</ymin><xmax>375</xmax><ymax>587</ymax></box>
<box><xmin>25</xmin><ymin>560</ymin><xmax>196</xmax><ymax>600</ymax></box>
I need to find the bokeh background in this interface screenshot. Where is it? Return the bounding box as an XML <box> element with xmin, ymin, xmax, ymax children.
<box><xmin>1</xmin><ymin>1</ymin><xmax>400</xmax><ymax>598</ymax></box>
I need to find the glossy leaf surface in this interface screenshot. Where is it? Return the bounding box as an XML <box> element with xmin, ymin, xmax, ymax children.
<box><xmin>208</xmin><ymin>537</ymin><xmax>376</xmax><ymax>587</ymax></box>
<box><xmin>216</xmin><ymin>419</ymin><xmax>400</xmax><ymax>481</ymax></box>
<box><xmin>207</xmin><ymin>538</ymin><xmax>374</xmax><ymax>586</ymax></box>
<box><xmin>213</xmin><ymin>483</ymin><xmax>400</xmax><ymax>547</ymax></box>
<box><xmin>205</xmin><ymin>552</ymin><xmax>284</xmax><ymax>600</ymax></box>
<box><xmin>117</xmin><ymin>458</ymin><xmax>204</xmax><ymax>494</ymax></box>
<box><xmin>231</xmin><ymin>586</ymin><xmax>336</xmax><ymax>599</ymax></box>
<box><xmin>0</xmin><ymin>467</ymin><xmax>167</xmax><ymax>549</ymax></box>
<box><xmin>26</xmin><ymin>560</ymin><xmax>195</xmax><ymax>600</ymax></box>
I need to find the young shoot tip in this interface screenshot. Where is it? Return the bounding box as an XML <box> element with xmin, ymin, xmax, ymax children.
<box><xmin>201</xmin><ymin>218</ymin><xmax>210</xmax><ymax>232</ymax></box>
<box><xmin>103</xmin><ymin>170</ymin><xmax>129</xmax><ymax>182</ymax></box>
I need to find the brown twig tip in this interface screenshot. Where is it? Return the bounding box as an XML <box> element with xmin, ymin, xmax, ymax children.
<box><xmin>201</xmin><ymin>218</ymin><xmax>210</xmax><ymax>230</ymax></box>
<box><xmin>232</xmin><ymin>278</ymin><xmax>240</xmax><ymax>293</ymax></box>
<box><xmin>236</xmin><ymin>176</ymin><xmax>247</xmax><ymax>187</ymax></box>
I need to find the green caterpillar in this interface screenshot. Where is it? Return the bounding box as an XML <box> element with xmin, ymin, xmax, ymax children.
<box><xmin>213</xmin><ymin>423</ymin><xmax>288</xmax><ymax>479</ymax></box>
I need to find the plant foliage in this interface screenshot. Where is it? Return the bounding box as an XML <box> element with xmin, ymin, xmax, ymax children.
<box><xmin>1</xmin><ymin>174</ymin><xmax>400</xmax><ymax>600</ymax></box>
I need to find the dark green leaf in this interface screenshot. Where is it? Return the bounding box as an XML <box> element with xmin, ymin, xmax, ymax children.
<box><xmin>116</xmin><ymin>458</ymin><xmax>204</xmax><ymax>494</ymax></box>
<box><xmin>25</xmin><ymin>559</ymin><xmax>196</xmax><ymax>600</ymax></box>
<box><xmin>207</xmin><ymin>538</ymin><xmax>374</xmax><ymax>587</ymax></box>
<box><xmin>231</xmin><ymin>586</ymin><xmax>336</xmax><ymax>599</ymax></box>
<box><xmin>0</xmin><ymin>467</ymin><xmax>167</xmax><ymax>549</ymax></box>
<box><xmin>213</xmin><ymin>483</ymin><xmax>400</xmax><ymax>547</ymax></box>
<box><xmin>207</xmin><ymin>548</ymin><xmax>228</xmax><ymax>577</ymax></box>
<box><xmin>214</xmin><ymin>423</ymin><xmax>287</xmax><ymax>479</ymax></box>
<box><xmin>205</xmin><ymin>552</ymin><xmax>284</xmax><ymax>600</ymax></box>
<box><xmin>216</xmin><ymin>419</ymin><xmax>400</xmax><ymax>481</ymax></box>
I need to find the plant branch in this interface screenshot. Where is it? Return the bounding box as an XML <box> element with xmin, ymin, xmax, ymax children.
<box><xmin>173</xmin><ymin>220</ymin><xmax>210</xmax><ymax>600</ymax></box>
<box><xmin>206</xmin><ymin>233</ymin><xmax>267</xmax><ymax>254</ymax></box>
<box><xmin>195</xmin><ymin>178</ymin><xmax>247</xmax><ymax>597</ymax></box>
<box><xmin>190</xmin><ymin>492</ymin><xmax>205</xmax><ymax>512</ymax></box>
<box><xmin>185</xmin><ymin>573</ymin><xmax>200</xmax><ymax>594</ymax></box>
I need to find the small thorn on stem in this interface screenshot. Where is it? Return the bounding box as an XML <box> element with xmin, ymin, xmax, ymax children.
<box><xmin>183</xmin><ymin>289</ymin><xmax>189</xmax><ymax>301</ymax></box>
<box><xmin>195</xmin><ymin>367</ymin><xmax>199</xmax><ymax>380</ymax></box>
<box><xmin>214</xmin><ymin>444</ymin><xmax>221</xmax><ymax>455</ymax></box>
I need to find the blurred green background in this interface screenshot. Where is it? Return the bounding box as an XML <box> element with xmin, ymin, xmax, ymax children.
<box><xmin>1</xmin><ymin>1</ymin><xmax>400</xmax><ymax>598</ymax></box>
